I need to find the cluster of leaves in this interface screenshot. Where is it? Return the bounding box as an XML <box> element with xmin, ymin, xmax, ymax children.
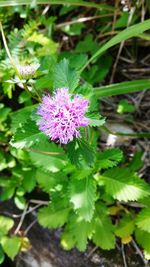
<box><xmin>0</xmin><ymin>2</ymin><xmax>150</xmax><ymax>264</ymax></box>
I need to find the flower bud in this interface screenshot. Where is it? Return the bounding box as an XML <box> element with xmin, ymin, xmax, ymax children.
<box><xmin>18</xmin><ymin>63</ymin><xmax>39</xmax><ymax>80</ymax></box>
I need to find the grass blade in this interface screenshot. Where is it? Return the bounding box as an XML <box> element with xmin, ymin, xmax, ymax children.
<box><xmin>0</xmin><ymin>0</ymin><xmax>113</xmax><ymax>10</ymax></box>
<box><xmin>81</xmin><ymin>19</ymin><xmax>150</xmax><ymax>71</ymax></box>
<box><xmin>94</xmin><ymin>79</ymin><xmax>150</xmax><ymax>97</ymax></box>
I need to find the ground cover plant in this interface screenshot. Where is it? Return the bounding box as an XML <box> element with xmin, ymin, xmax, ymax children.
<box><xmin>0</xmin><ymin>1</ymin><xmax>150</xmax><ymax>266</ymax></box>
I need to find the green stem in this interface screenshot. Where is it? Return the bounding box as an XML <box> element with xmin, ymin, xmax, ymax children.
<box><xmin>102</xmin><ymin>125</ymin><xmax>150</xmax><ymax>138</ymax></box>
<box><xmin>0</xmin><ymin>22</ymin><xmax>21</xmax><ymax>78</ymax></box>
<box><xmin>0</xmin><ymin>0</ymin><xmax>114</xmax><ymax>11</ymax></box>
<box><xmin>93</xmin><ymin>79</ymin><xmax>150</xmax><ymax>97</ymax></box>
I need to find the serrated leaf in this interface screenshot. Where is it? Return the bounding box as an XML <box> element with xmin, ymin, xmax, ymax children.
<box><xmin>96</xmin><ymin>148</ymin><xmax>123</xmax><ymax>169</ymax></box>
<box><xmin>100</xmin><ymin>168</ymin><xmax>150</xmax><ymax>201</ymax></box>
<box><xmin>54</xmin><ymin>58</ymin><xmax>80</xmax><ymax>91</ymax></box>
<box><xmin>136</xmin><ymin>208</ymin><xmax>150</xmax><ymax>233</ymax></box>
<box><xmin>29</xmin><ymin>139</ymin><xmax>66</xmax><ymax>173</ymax></box>
<box><xmin>36</xmin><ymin>169</ymin><xmax>66</xmax><ymax>193</ymax></box>
<box><xmin>88</xmin><ymin>114</ymin><xmax>105</xmax><ymax>127</ymax></box>
<box><xmin>1</xmin><ymin>236</ymin><xmax>21</xmax><ymax>260</ymax></box>
<box><xmin>67</xmin><ymin>140</ymin><xmax>79</xmax><ymax>166</ymax></box>
<box><xmin>61</xmin><ymin>215</ymin><xmax>92</xmax><ymax>251</ymax></box>
<box><xmin>128</xmin><ymin>151</ymin><xmax>143</xmax><ymax>172</ymax></box>
<box><xmin>78</xmin><ymin>139</ymin><xmax>95</xmax><ymax>165</ymax></box>
<box><xmin>115</xmin><ymin>215</ymin><xmax>135</xmax><ymax>238</ymax></box>
<box><xmin>10</xmin><ymin>119</ymin><xmax>46</xmax><ymax>149</ymax></box>
<box><xmin>69</xmin><ymin>176</ymin><xmax>96</xmax><ymax>221</ymax></box>
<box><xmin>67</xmin><ymin>139</ymin><xmax>95</xmax><ymax>167</ymax></box>
<box><xmin>36</xmin><ymin>170</ymin><xmax>56</xmax><ymax>193</ymax></box>
<box><xmin>38</xmin><ymin>204</ymin><xmax>70</xmax><ymax>229</ymax></box>
<box><xmin>0</xmin><ymin>216</ymin><xmax>14</xmax><ymax>236</ymax></box>
<box><xmin>92</xmin><ymin>205</ymin><xmax>115</xmax><ymax>250</ymax></box>
<box><xmin>11</xmin><ymin>105</ymin><xmax>36</xmax><ymax>132</ymax></box>
<box><xmin>22</xmin><ymin>170</ymin><xmax>36</xmax><ymax>193</ymax></box>
<box><xmin>135</xmin><ymin>228</ymin><xmax>150</xmax><ymax>254</ymax></box>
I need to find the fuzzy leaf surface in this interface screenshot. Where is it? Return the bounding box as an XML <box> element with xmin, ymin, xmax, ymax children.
<box><xmin>69</xmin><ymin>177</ymin><xmax>96</xmax><ymax>221</ymax></box>
<box><xmin>61</xmin><ymin>216</ymin><xmax>92</xmax><ymax>251</ymax></box>
<box><xmin>136</xmin><ymin>208</ymin><xmax>150</xmax><ymax>233</ymax></box>
<box><xmin>67</xmin><ymin>139</ymin><xmax>95</xmax><ymax>167</ymax></box>
<box><xmin>96</xmin><ymin>148</ymin><xmax>123</xmax><ymax>169</ymax></box>
<box><xmin>10</xmin><ymin>105</ymin><xmax>36</xmax><ymax>132</ymax></box>
<box><xmin>54</xmin><ymin>59</ymin><xmax>80</xmax><ymax>91</ymax></box>
<box><xmin>29</xmin><ymin>139</ymin><xmax>66</xmax><ymax>173</ymax></box>
<box><xmin>38</xmin><ymin>204</ymin><xmax>70</xmax><ymax>228</ymax></box>
<box><xmin>135</xmin><ymin>228</ymin><xmax>150</xmax><ymax>255</ymax></box>
<box><xmin>10</xmin><ymin>119</ymin><xmax>46</xmax><ymax>149</ymax></box>
<box><xmin>92</xmin><ymin>205</ymin><xmax>115</xmax><ymax>250</ymax></box>
<box><xmin>115</xmin><ymin>215</ymin><xmax>135</xmax><ymax>238</ymax></box>
<box><xmin>100</xmin><ymin>168</ymin><xmax>150</xmax><ymax>201</ymax></box>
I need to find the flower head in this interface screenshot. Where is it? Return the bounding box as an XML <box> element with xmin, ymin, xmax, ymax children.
<box><xmin>37</xmin><ymin>88</ymin><xmax>90</xmax><ymax>144</ymax></box>
<box><xmin>19</xmin><ymin>63</ymin><xmax>39</xmax><ymax>80</ymax></box>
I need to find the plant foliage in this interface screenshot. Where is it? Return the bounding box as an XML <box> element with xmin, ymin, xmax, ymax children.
<box><xmin>0</xmin><ymin>1</ymin><xmax>150</xmax><ymax>264</ymax></box>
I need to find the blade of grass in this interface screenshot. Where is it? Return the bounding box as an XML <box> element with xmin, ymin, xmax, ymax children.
<box><xmin>102</xmin><ymin>126</ymin><xmax>150</xmax><ymax>139</ymax></box>
<box><xmin>0</xmin><ymin>0</ymin><xmax>113</xmax><ymax>10</ymax></box>
<box><xmin>81</xmin><ymin>19</ymin><xmax>150</xmax><ymax>72</ymax></box>
<box><xmin>94</xmin><ymin>79</ymin><xmax>150</xmax><ymax>97</ymax></box>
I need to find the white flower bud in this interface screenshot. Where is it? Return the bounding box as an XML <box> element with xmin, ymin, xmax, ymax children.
<box><xmin>18</xmin><ymin>63</ymin><xmax>40</xmax><ymax>80</ymax></box>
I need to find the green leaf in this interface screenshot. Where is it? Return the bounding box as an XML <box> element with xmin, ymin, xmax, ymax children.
<box><xmin>88</xmin><ymin>113</ymin><xmax>105</xmax><ymax>127</ymax></box>
<box><xmin>27</xmin><ymin>32</ymin><xmax>58</xmax><ymax>55</ymax></box>
<box><xmin>54</xmin><ymin>59</ymin><xmax>80</xmax><ymax>91</ymax></box>
<box><xmin>99</xmin><ymin>168</ymin><xmax>150</xmax><ymax>201</ymax></box>
<box><xmin>38</xmin><ymin>204</ymin><xmax>70</xmax><ymax>229</ymax></box>
<box><xmin>61</xmin><ymin>216</ymin><xmax>92</xmax><ymax>251</ymax></box>
<box><xmin>128</xmin><ymin>151</ymin><xmax>143</xmax><ymax>172</ymax></box>
<box><xmin>62</xmin><ymin>53</ymin><xmax>88</xmax><ymax>70</ymax></box>
<box><xmin>77</xmin><ymin>139</ymin><xmax>95</xmax><ymax>166</ymax></box>
<box><xmin>1</xmin><ymin>236</ymin><xmax>21</xmax><ymax>260</ymax></box>
<box><xmin>36</xmin><ymin>169</ymin><xmax>65</xmax><ymax>193</ymax></box>
<box><xmin>22</xmin><ymin>170</ymin><xmax>36</xmax><ymax>193</ymax></box>
<box><xmin>135</xmin><ymin>228</ymin><xmax>150</xmax><ymax>255</ymax></box>
<box><xmin>0</xmin><ymin>150</ymin><xmax>7</xmax><ymax>171</ymax></box>
<box><xmin>10</xmin><ymin>105</ymin><xmax>36</xmax><ymax>132</ymax></box>
<box><xmin>0</xmin><ymin>0</ymin><xmax>113</xmax><ymax>11</ymax></box>
<box><xmin>96</xmin><ymin>148</ymin><xmax>123</xmax><ymax>169</ymax></box>
<box><xmin>62</xmin><ymin>23</ymin><xmax>85</xmax><ymax>36</ymax></box>
<box><xmin>0</xmin><ymin>105</ymin><xmax>11</xmax><ymax>124</ymax></box>
<box><xmin>115</xmin><ymin>215</ymin><xmax>135</xmax><ymax>238</ymax></box>
<box><xmin>92</xmin><ymin>205</ymin><xmax>115</xmax><ymax>250</ymax></box>
<box><xmin>117</xmin><ymin>99</ymin><xmax>135</xmax><ymax>114</ymax></box>
<box><xmin>0</xmin><ymin>246</ymin><xmax>5</xmax><ymax>264</ymax></box>
<box><xmin>94</xmin><ymin>79</ymin><xmax>150</xmax><ymax>97</ymax></box>
<box><xmin>82</xmin><ymin>19</ymin><xmax>150</xmax><ymax>71</ymax></box>
<box><xmin>0</xmin><ymin>216</ymin><xmax>14</xmax><ymax>236</ymax></box>
<box><xmin>29</xmin><ymin>140</ymin><xmax>66</xmax><ymax>173</ymax></box>
<box><xmin>75</xmin><ymin>34</ymin><xmax>99</xmax><ymax>55</ymax></box>
<box><xmin>14</xmin><ymin>195</ymin><xmax>26</xmax><ymax>210</ymax></box>
<box><xmin>67</xmin><ymin>139</ymin><xmax>95</xmax><ymax>167</ymax></box>
<box><xmin>10</xmin><ymin>119</ymin><xmax>46</xmax><ymax>149</ymax></box>
<box><xmin>136</xmin><ymin>208</ymin><xmax>150</xmax><ymax>233</ymax></box>
<box><xmin>69</xmin><ymin>176</ymin><xmax>96</xmax><ymax>221</ymax></box>
<box><xmin>36</xmin><ymin>170</ymin><xmax>56</xmax><ymax>193</ymax></box>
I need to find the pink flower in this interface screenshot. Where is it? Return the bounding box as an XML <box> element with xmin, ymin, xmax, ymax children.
<box><xmin>37</xmin><ymin>88</ymin><xmax>90</xmax><ymax>144</ymax></box>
